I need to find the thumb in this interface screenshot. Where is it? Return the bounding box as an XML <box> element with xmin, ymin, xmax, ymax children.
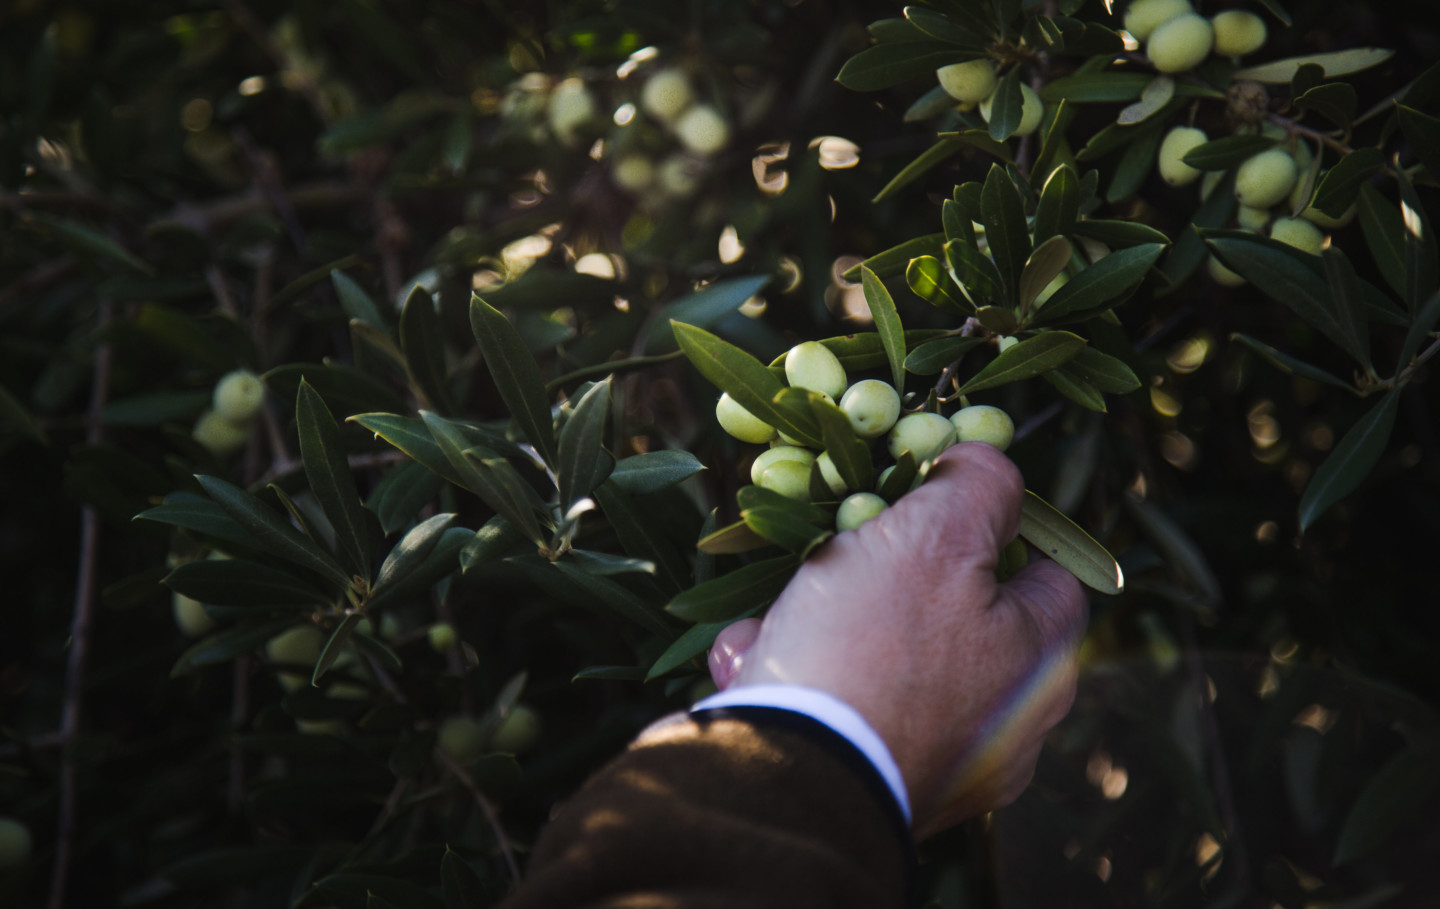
<box><xmin>708</xmin><ymin>618</ymin><xmax>763</xmax><ymax>690</ymax></box>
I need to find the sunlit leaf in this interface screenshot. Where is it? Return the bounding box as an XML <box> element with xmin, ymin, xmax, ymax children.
<box><xmin>1019</xmin><ymin>235</ymin><xmax>1073</xmax><ymax>314</ymax></box>
<box><xmin>469</xmin><ymin>293</ymin><xmax>558</xmax><ymax>466</ymax></box>
<box><xmin>673</xmin><ymin>322</ymin><xmax>821</xmax><ymax>448</ymax></box>
<box><xmin>696</xmin><ymin>519</ymin><xmax>772</xmax><ymax>554</ymax></box>
<box><xmin>557</xmin><ymin>377</ymin><xmax>613</xmax><ymax>510</ymax></box>
<box><xmin>1031</xmin><ymin>243</ymin><xmax>1163</xmax><ymax>324</ymax></box>
<box><xmin>907</xmin><ymin>255</ymin><xmax>974</xmax><ymax>313</ymax></box>
<box><xmin>666</xmin><ymin>555</ymin><xmax>800</xmax><ymax>623</ymax></box>
<box><xmin>1117</xmin><ymin>75</ymin><xmax>1174</xmax><ymax>125</ymax></box>
<box><xmin>1233</xmin><ymin>48</ymin><xmax>1394</xmax><ymax>83</ymax></box>
<box><xmin>957</xmin><ymin>331</ymin><xmax>1086</xmax><ymax>395</ymax></box>
<box><xmin>1018</xmin><ymin>490</ymin><xmax>1123</xmax><ymax>594</ymax></box>
<box><xmin>841</xmin><ymin>234</ymin><xmax>945</xmax><ymax>282</ymax></box>
<box><xmin>372</xmin><ymin>513</ymin><xmax>456</xmax><ymax>594</ymax></box>
<box><xmin>1396</xmin><ymin>167</ymin><xmax>1439</xmax><ymax>310</ymax></box>
<box><xmin>608</xmin><ymin>451</ymin><xmax>706</xmax><ymax>495</ymax></box>
<box><xmin>861</xmin><ymin>267</ymin><xmax>908</xmax><ymax>391</ymax></box>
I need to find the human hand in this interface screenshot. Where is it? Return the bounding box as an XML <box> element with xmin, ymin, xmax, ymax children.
<box><xmin>707</xmin><ymin>443</ymin><xmax>1087</xmax><ymax>838</ymax></box>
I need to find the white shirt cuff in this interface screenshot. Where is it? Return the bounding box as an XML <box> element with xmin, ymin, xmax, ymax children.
<box><xmin>691</xmin><ymin>684</ymin><xmax>911</xmax><ymax>823</ymax></box>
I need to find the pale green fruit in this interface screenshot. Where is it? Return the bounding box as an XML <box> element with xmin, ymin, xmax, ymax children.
<box><xmin>785</xmin><ymin>341</ymin><xmax>847</xmax><ymax>399</ymax></box>
<box><xmin>887</xmin><ymin>412</ymin><xmax>956</xmax><ymax>463</ymax></box>
<box><xmin>438</xmin><ymin>717</ymin><xmax>486</xmax><ymax>763</ymax></box>
<box><xmin>641</xmin><ymin>69</ymin><xmax>693</xmax><ymax>122</ymax></box>
<box><xmin>1207</xmin><ymin>255</ymin><xmax>1247</xmax><ymax>287</ymax></box>
<box><xmin>213</xmin><ymin>369</ymin><xmax>265</xmax><ymax>422</ymax></box>
<box><xmin>173</xmin><ymin>591</ymin><xmax>214</xmax><ymax>638</ymax></box>
<box><xmin>428</xmin><ymin>622</ymin><xmax>459</xmax><ymax>653</ymax></box>
<box><xmin>192</xmin><ymin>409</ymin><xmax>250</xmax><ymax>457</ymax></box>
<box><xmin>1237</xmin><ymin>204</ymin><xmax>1271</xmax><ymax>232</ymax></box>
<box><xmin>836</xmin><ymin>492</ymin><xmax>888</xmax><ymax>532</ymax></box>
<box><xmin>1270</xmin><ymin>216</ymin><xmax>1325</xmax><ymax>256</ymax></box>
<box><xmin>0</xmin><ymin>817</ymin><xmax>33</xmax><ymax>870</ymax></box>
<box><xmin>1234</xmin><ymin>148</ymin><xmax>1297</xmax><ymax>209</ymax></box>
<box><xmin>839</xmin><ymin>379</ymin><xmax>901</xmax><ymax>438</ymax></box>
<box><xmin>1157</xmin><ymin>126</ymin><xmax>1207</xmax><ymax>187</ymax></box>
<box><xmin>656</xmin><ymin>154</ymin><xmax>702</xmax><ymax>198</ymax></box>
<box><xmin>816</xmin><ymin>451</ymin><xmax>849</xmax><ymax>498</ymax></box>
<box><xmin>980</xmin><ymin>83</ymin><xmax>1044</xmax><ymax>136</ymax></box>
<box><xmin>547</xmin><ymin>78</ymin><xmax>597</xmax><ymax>144</ymax></box>
<box><xmin>950</xmin><ymin>404</ymin><xmax>1015</xmax><ymax>451</ymax></box>
<box><xmin>757</xmin><ymin>460</ymin><xmax>813</xmax><ymax>501</ymax></box>
<box><xmin>490</xmin><ymin>704</ymin><xmax>542</xmax><ymax>754</ymax></box>
<box><xmin>1147</xmin><ymin>12</ymin><xmax>1214</xmax><ymax>73</ymax></box>
<box><xmin>612</xmin><ymin>155</ymin><xmax>655</xmax><ymax>192</ymax></box>
<box><xmin>266</xmin><ymin>624</ymin><xmax>324</xmax><ymax>691</ymax></box>
<box><xmin>750</xmin><ymin>445</ymin><xmax>815</xmax><ymax>484</ymax></box>
<box><xmin>1123</xmin><ymin>0</ymin><xmax>1193</xmax><ymax>41</ymax></box>
<box><xmin>1211</xmin><ymin>9</ymin><xmax>1266</xmax><ymax>56</ymax></box>
<box><xmin>716</xmin><ymin>393</ymin><xmax>777</xmax><ymax>444</ymax></box>
<box><xmin>936</xmin><ymin>59</ymin><xmax>997</xmax><ymax>104</ymax></box>
<box><xmin>674</xmin><ymin>104</ymin><xmax>729</xmax><ymax>155</ymax></box>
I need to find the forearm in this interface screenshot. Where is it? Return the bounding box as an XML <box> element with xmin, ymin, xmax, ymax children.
<box><xmin>500</xmin><ymin>709</ymin><xmax>910</xmax><ymax>909</ymax></box>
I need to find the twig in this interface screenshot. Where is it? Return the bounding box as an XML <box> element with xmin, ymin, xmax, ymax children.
<box><xmin>48</xmin><ymin>297</ymin><xmax>115</xmax><ymax>909</ymax></box>
<box><xmin>437</xmin><ymin>750</ymin><xmax>522</xmax><ymax>882</ymax></box>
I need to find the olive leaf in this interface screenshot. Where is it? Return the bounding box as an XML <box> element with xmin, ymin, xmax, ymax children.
<box><xmin>1018</xmin><ymin>490</ymin><xmax>1123</xmax><ymax>594</ymax></box>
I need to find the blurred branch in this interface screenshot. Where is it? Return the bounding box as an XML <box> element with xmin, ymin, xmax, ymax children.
<box><xmin>0</xmin><ymin>257</ymin><xmax>78</xmax><ymax>311</ymax></box>
<box><xmin>48</xmin><ymin>298</ymin><xmax>115</xmax><ymax>909</ymax></box>
<box><xmin>149</xmin><ymin>180</ymin><xmax>366</xmax><ymax>237</ymax></box>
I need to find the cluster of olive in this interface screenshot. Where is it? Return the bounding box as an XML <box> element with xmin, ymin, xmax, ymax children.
<box><xmin>191</xmin><ymin>368</ymin><xmax>266</xmax><ymax>458</ymax></box>
<box><xmin>608</xmin><ymin>66</ymin><xmax>732</xmax><ymax>202</ymax></box>
<box><xmin>716</xmin><ymin>341</ymin><xmax>1016</xmax><ymax>533</ymax></box>
<box><xmin>935</xmin><ymin>58</ymin><xmax>1045</xmax><ymax>137</ymax></box>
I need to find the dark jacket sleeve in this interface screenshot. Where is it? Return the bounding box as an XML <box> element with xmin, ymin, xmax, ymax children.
<box><xmin>499</xmin><ymin>706</ymin><xmax>912</xmax><ymax>909</ymax></box>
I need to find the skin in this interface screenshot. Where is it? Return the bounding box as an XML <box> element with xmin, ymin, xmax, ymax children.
<box><xmin>709</xmin><ymin>444</ymin><xmax>1087</xmax><ymax>837</ymax></box>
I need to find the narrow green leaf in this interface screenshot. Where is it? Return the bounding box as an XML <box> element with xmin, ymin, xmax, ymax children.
<box><xmin>593</xmin><ymin>481</ymin><xmax>692</xmax><ymax>594</ymax></box>
<box><xmin>981</xmin><ymin>164</ymin><xmax>1031</xmax><ymax>299</ymax></box>
<box><xmin>1321</xmin><ymin>248</ymin><xmax>1373</xmax><ymax>370</ymax></box>
<box><xmin>1204</xmin><ymin>231</ymin><xmax>1358</xmax><ymax>356</ymax></box>
<box><xmin>367</xmin><ymin>461</ymin><xmax>445</xmax><ymax>536</ymax></box>
<box><xmin>1161</xmin><ymin>172</ymin><xmax>1237</xmax><ymax>289</ymax></box>
<box><xmin>958</xmin><ymin>331</ymin><xmax>1086</xmax><ymax>395</ymax></box>
<box><xmin>907</xmin><ymin>255</ymin><xmax>973</xmax><ymax>313</ymax></box>
<box><xmin>945</xmin><ymin>239</ymin><xmax>1004</xmax><ymax>307</ymax></box>
<box><xmin>568</xmin><ymin>549</ymin><xmax>656</xmax><ymax>576</ymax></box>
<box><xmin>1397</xmin><ymin>103</ymin><xmax>1440</xmax><ymax>183</ymax></box>
<box><xmin>350</xmin><ymin>413</ymin><xmax>466</xmax><ymax>489</ymax></box>
<box><xmin>296</xmin><ymin>380</ymin><xmax>372</xmax><ymax>577</ymax></box>
<box><xmin>400</xmin><ymin>286</ymin><xmax>455</xmax><ymax>416</ymax></box>
<box><xmin>697</xmin><ymin>519</ymin><xmax>772</xmax><ymax>554</ymax></box>
<box><xmin>608</xmin><ymin>451</ymin><xmax>706</xmax><ymax>495</ymax></box>
<box><xmin>171</xmin><ymin>619</ymin><xmax>297</xmax><ymax>677</ymax></box>
<box><xmin>836</xmin><ymin>42</ymin><xmax>966</xmax><ymax>91</ymax></box>
<box><xmin>1063</xmin><ymin>347</ymin><xmax>1142</xmax><ymax>393</ymax></box>
<box><xmin>195</xmin><ymin>476</ymin><xmax>351</xmax><ymax>591</ymax></box>
<box><xmin>557</xmin><ymin>377</ymin><xmax>613</xmax><ymax>510</ymax></box>
<box><xmin>1180</xmin><ymin>135</ymin><xmax>1275</xmax><ymax>171</ymax></box>
<box><xmin>644</xmin><ymin>276</ymin><xmax>771</xmax><ymax>352</ymax></box>
<box><xmin>1294</xmin><ymin>82</ymin><xmax>1357</xmax><ymax>129</ymax></box>
<box><xmin>1399</xmin><ymin>291</ymin><xmax>1440</xmax><ymax>370</ymax></box>
<box><xmin>134</xmin><ymin>495</ymin><xmax>261</xmax><ymax>552</ymax></box>
<box><xmin>905</xmin><ymin>83</ymin><xmax>961</xmax><ymax>122</ymax></box>
<box><xmin>1072</xmin><ymin>219</ymin><xmax>1171</xmax><ymax>248</ymax></box>
<box><xmin>1019</xmin><ymin>235</ymin><xmax>1073</xmax><ymax>314</ymax></box>
<box><xmin>25</xmin><ymin>212</ymin><xmax>154</xmax><ymax>274</ymax></box>
<box><xmin>572</xmin><ymin>665</ymin><xmax>647</xmax><ymax>682</ymax></box>
<box><xmin>1311</xmin><ymin>147</ymin><xmax>1383</xmax><ymax>218</ymax></box>
<box><xmin>366</xmin><ymin>526</ymin><xmax>477</xmax><ymax>612</ymax></box>
<box><xmin>330</xmin><ymin>270</ymin><xmax>386</xmax><ymax>332</ymax></box>
<box><xmin>673</xmin><ymin>322</ymin><xmax>821</xmax><ymax>448</ymax></box>
<box><xmin>1233</xmin><ymin>48</ymin><xmax>1394</xmax><ymax>83</ymax></box>
<box><xmin>459</xmin><ymin>515</ymin><xmax>524</xmax><ymax>572</ymax></box>
<box><xmin>986</xmin><ymin>67</ymin><xmax>1023</xmax><ymax>141</ymax></box>
<box><xmin>942</xmin><ymin>199</ymin><xmax>973</xmax><ymax>245</ymax></box>
<box><xmin>312</xmin><ymin>613</ymin><xmax>364</xmax><ymax>685</ymax></box>
<box><xmin>1358</xmin><ymin>183</ymin><xmax>1407</xmax><ymax>299</ymax></box>
<box><xmin>1299</xmin><ymin>390</ymin><xmax>1402</xmax><ymax>532</ymax></box>
<box><xmin>905</xmin><ymin>336</ymin><xmax>983</xmax><ymax>375</ymax></box>
<box><xmin>1396</xmin><ymin>168</ymin><xmax>1439</xmax><ymax>310</ymax></box>
<box><xmin>1117</xmin><ymin>75</ymin><xmax>1175</xmax><ymax>125</ymax></box>
<box><xmin>1032</xmin><ymin>243</ymin><xmax>1163</xmax><ymax>324</ymax></box>
<box><xmin>164</xmin><ymin>558</ymin><xmax>332</xmax><ymax>608</ymax></box>
<box><xmin>1018</xmin><ymin>490</ymin><xmax>1123</xmax><ymax>594</ymax></box>
<box><xmin>1031</xmin><ymin>99</ymin><xmax>1074</xmax><ymax>189</ymax></box>
<box><xmin>877</xmin><ymin>451</ymin><xmax>919</xmax><ymax>503</ymax></box>
<box><xmin>1229</xmin><ymin>333</ymin><xmax>1353</xmax><ymax>390</ymax></box>
<box><xmin>841</xmin><ymin>234</ymin><xmax>945</xmax><ymax>282</ymax></box>
<box><xmin>1255</xmin><ymin>0</ymin><xmax>1293</xmax><ymax>26</ymax></box>
<box><xmin>1042</xmin><ymin>368</ymin><xmax>1106</xmax><ymax>411</ymax></box>
<box><xmin>469</xmin><ymin>293</ymin><xmax>558</xmax><ymax>466</ymax></box>
<box><xmin>904</xmin><ymin>5</ymin><xmax>983</xmax><ymax>43</ymax></box>
<box><xmin>373</xmin><ymin>513</ymin><xmax>456</xmax><ymax>594</ymax></box>
<box><xmin>743</xmin><ymin>507</ymin><xmax>833</xmax><ymax>555</ymax></box>
<box><xmin>546</xmin><ymin>559</ymin><xmax>679</xmax><ymax>640</ymax></box>
<box><xmin>1334</xmin><ymin>740</ymin><xmax>1440</xmax><ymax>865</ymax></box>
<box><xmin>1123</xmin><ymin>495</ymin><xmax>1223</xmax><ymax>610</ymax></box>
<box><xmin>666</xmin><ymin>555</ymin><xmax>800</xmax><ymax>623</ymax></box>
<box><xmin>421</xmin><ymin>411</ymin><xmax>547</xmax><ymax>547</ymax></box>
<box><xmin>809</xmin><ymin>391</ymin><xmax>872</xmax><ymax>492</ymax></box>
<box><xmin>265</xmin><ymin>362</ymin><xmax>408</xmax><ymax>421</ymax></box>
<box><xmin>873</xmin><ymin>137</ymin><xmax>967</xmax><ymax>203</ymax></box>
<box><xmin>647</xmin><ymin>611</ymin><xmax>759</xmax><ymax>680</ymax></box>
<box><xmin>861</xmin><ymin>267</ymin><xmax>908</xmax><ymax>392</ymax></box>
<box><xmin>1106</xmin><ymin>122</ymin><xmax>1162</xmax><ymax>202</ymax></box>
<box><xmin>1040</xmin><ymin>71</ymin><xmax>1152</xmax><ymax>103</ymax></box>
<box><xmin>736</xmin><ymin>482</ymin><xmax>834</xmax><ymax>527</ymax></box>
<box><xmin>1032</xmin><ymin>165</ymin><xmax>1079</xmax><ymax>247</ymax></box>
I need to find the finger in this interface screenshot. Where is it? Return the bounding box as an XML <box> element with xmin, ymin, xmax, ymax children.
<box><xmin>999</xmin><ymin>555</ymin><xmax>1089</xmax><ymax>648</ymax></box>
<box><xmin>889</xmin><ymin>442</ymin><xmax>1026</xmax><ymax>564</ymax></box>
<box><xmin>708</xmin><ymin>618</ymin><xmax>762</xmax><ymax>690</ymax></box>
